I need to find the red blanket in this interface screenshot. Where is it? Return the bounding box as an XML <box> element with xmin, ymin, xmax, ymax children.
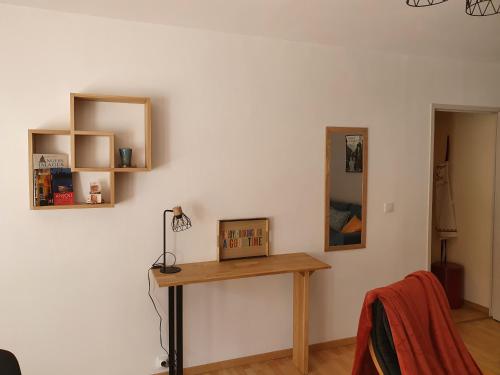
<box><xmin>352</xmin><ymin>271</ymin><xmax>482</xmax><ymax>375</ymax></box>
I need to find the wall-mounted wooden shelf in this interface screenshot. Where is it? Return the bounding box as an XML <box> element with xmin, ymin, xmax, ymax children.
<box><xmin>72</xmin><ymin>167</ymin><xmax>114</xmax><ymax>172</ymax></box>
<box><xmin>113</xmin><ymin>167</ymin><xmax>149</xmax><ymax>173</ymax></box>
<box><xmin>29</xmin><ymin>93</ymin><xmax>152</xmax><ymax>210</ymax></box>
<box><xmin>32</xmin><ymin>203</ymin><xmax>115</xmax><ymax>210</ymax></box>
<box><xmin>70</xmin><ymin>167</ymin><xmax>150</xmax><ymax>173</ymax></box>
<box><xmin>71</xmin><ymin>93</ymin><xmax>152</xmax><ymax>170</ymax></box>
<box><xmin>73</xmin><ymin>130</ymin><xmax>115</xmax><ymax>136</ymax></box>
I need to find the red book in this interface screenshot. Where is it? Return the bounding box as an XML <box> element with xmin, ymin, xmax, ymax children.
<box><xmin>54</xmin><ymin>192</ymin><xmax>74</xmax><ymax>205</ymax></box>
<box><xmin>51</xmin><ymin>168</ymin><xmax>73</xmax><ymax>206</ymax></box>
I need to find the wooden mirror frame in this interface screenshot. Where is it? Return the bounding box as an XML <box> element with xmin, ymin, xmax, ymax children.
<box><xmin>324</xmin><ymin>127</ymin><xmax>368</xmax><ymax>251</ymax></box>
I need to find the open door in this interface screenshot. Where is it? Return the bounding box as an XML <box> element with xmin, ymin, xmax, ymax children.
<box><xmin>430</xmin><ymin>105</ymin><xmax>500</xmax><ymax>319</ymax></box>
<box><xmin>493</xmin><ymin>113</ymin><xmax>500</xmax><ymax>321</ymax></box>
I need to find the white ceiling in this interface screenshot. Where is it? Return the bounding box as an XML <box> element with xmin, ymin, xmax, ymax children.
<box><xmin>3</xmin><ymin>0</ymin><xmax>500</xmax><ymax>62</ymax></box>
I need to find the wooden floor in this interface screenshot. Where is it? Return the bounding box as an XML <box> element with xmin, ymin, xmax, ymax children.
<box><xmin>451</xmin><ymin>303</ymin><xmax>489</xmax><ymax>324</ymax></box>
<box><xmin>457</xmin><ymin>319</ymin><xmax>500</xmax><ymax>375</ymax></box>
<box><xmin>201</xmin><ymin>306</ymin><xmax>499</xmax><ymax>375</ymax></box>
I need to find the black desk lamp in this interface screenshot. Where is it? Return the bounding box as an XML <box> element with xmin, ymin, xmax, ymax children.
<box><xmin>161</xmin><ymin>206</ymin><xmax>192</xmax><ymax>274</ymax></box>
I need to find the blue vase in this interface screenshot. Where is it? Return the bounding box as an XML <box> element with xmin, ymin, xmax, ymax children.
<box><xmin>119</xmin><ymin>148</ymin><xmax>132</xmax><ymax>168</ymax></box>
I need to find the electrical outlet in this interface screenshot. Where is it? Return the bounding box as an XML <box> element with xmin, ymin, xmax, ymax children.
<box><xmin>152</xmin><ymin>354</ymin><xmax>168</xmax><ymax>374</ymax></box>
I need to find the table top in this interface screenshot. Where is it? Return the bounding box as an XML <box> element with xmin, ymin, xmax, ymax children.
<box><xmin>152</xmin><ymin>252</ymin><xmax>331</xmax><ymax>287</ymax></box>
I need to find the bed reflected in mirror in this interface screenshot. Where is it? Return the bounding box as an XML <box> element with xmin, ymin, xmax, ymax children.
<box><xmin>325</xmin><ymin>127</ymin><xmax>368</xmax><ymax>251</ymax></box>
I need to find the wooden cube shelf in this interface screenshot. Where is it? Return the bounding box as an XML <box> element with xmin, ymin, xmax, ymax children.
<box><xmin>72</xmin><ymin>130</ymin><xmax>115</xmax><ymax>172</ymax></box>
<box><xmin>28</xmin><ymin>93</ymin><xmax>152</xmax><ymax>210</ymax></box>
<box><xmin>32</xmin><ymin>203</ymin><xmax>115</xmax><ymax>210</ymax></box>
<box><xmin>29</xmin><ymin>129</ymin><xmax>115</xmax><ymax>209</ymax></box>
<box><xmin>71</xmin><ymin>93</ymin><xmax>152</xmax><ymax>171</ymax></box>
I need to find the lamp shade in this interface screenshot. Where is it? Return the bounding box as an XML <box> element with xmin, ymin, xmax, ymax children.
<box><xmin>406</xmin><ymin>0</ymin><xmax>448</xmax><ymax>7</ymax></box>
<box><xmin>466</xmin><ymin>0</ymin><xmax>500</xmax><ymax>15</ymax></box>
<box><xmin>171</xmin><ymin>206</ymin><xmax>192</xmax><ymax>232</ymax></box>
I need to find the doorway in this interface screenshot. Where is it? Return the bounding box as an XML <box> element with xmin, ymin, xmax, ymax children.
<box><xmin>428</xmin><ymin>105</ymin><xmax>500</xmax><ymax>321</ymax></box>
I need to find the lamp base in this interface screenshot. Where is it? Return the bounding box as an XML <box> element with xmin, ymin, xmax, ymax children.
<box><xmin>160</xmin><ymin>265</ymin><xmax>182</xmax><ymax>274</ymax></box>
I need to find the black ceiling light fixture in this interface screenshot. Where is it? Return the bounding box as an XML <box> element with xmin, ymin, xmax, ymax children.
<box><xmin>466</xmin><ymin>0</ymin><xmax>500</xmax><ymax>15</ymax></box>
<box><xmin>406</xmin><ymin>0</ymin><xmax>448</xmax><ymax>7</ymax></box>
<box><xmin>407</xmin><ymin>0</ymin><xmax>500</xmax><ymax>15</ymax></box>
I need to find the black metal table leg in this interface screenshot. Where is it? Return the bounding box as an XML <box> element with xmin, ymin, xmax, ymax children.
<box><xmin>167</xmin><ymin>285</ymin><xmax>184</xmax><ymax>375</ymax></box>
<box><xmin>168</xmin><ymin>286</ymin><xmax>176</xmax><ymax>375</ymax></box>
<box><xmin>176</xmin><ymin>285</ymin><xmax>183</xmax><ymax>375</ymax></box>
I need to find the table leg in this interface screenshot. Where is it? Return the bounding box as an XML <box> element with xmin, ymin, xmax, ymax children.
<box><xmin>293</xmin><ymin>271</ymin><xmax>310</xmax><ymax>375</ymax></box>
<box><xmin>176</xmin><ymin>285</ymin><xmax>183</xmax><ymax>375</ymax></box>
<box><xmin>168</xmin><ymin>286</ymin><xmax>176</xmax><ymax>375</ymax></box>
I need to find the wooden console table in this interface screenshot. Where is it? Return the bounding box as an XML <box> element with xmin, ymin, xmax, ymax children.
<box><xmin>152</xmin><ymin>252</ymin><xmax>331</xmax><ymax>375</ymax></box>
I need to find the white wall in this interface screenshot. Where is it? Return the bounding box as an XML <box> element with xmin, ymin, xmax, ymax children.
<box><xmin>432</xmin><ymin>112</ymin><xmax>497</xmax><ymax>308</ymax></box>
<box><xmin>1</xmin><ymin>4</ymin><xmax>500</xmax><ymax>375</ymax></box>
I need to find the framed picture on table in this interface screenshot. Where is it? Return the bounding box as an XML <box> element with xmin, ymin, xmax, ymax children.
<box><xmin>217</xmin><ymin>218</ymin><xmax>269</xmax><ymax>261</ymax></box>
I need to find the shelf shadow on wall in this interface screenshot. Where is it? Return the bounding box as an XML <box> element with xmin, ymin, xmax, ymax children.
<box><xmin>151</xmin><ymin>95</ymin><xmax>169</xmax><ymax>169</ymax></box>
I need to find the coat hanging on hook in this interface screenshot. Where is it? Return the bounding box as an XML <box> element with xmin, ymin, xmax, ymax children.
<box><xmin>435</xmin><ymin>135</ymin><xmax>458</xmax><ymax>242</ymax></box>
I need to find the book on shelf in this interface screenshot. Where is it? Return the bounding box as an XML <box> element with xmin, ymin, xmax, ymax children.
<box><xmin>34</xmin><ymin>169</ymin><xmax>52</xmax><ymax>206</ymax></box>
<box><xmin>33</xmin><ymin>154</ymin><xmax>72</xmax><ymax>207</ymax></box>
<box><xmin>33</xmin><ymin>154</ymin><xmax>68</xmax><ymax>169</ymax></box>
<box><xmin>51</xmin><ymin>168</ymin><xmax>74</xmax><ymax>205</ymax></box>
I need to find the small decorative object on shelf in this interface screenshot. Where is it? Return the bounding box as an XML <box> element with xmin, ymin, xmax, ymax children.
<box><xmin>217</xmin><ymin>218</ymin><xmax>269</xmax><ymax>261</ymax></box>
<box><xmin>119</xmin><ymin>148</ymin><xmax>132</xmax><ymax>168</ymax></box>
<box><xmin>160</xmin><ymin>206</ymin><xmax>192</xmax><ymax>274</ymax></box>
<box><xmin>90</xmin><ymin>182</ymin><xmax>100</xmax><ymax>194</ymax></box>
<box><xmin>86</xmin><ymin>181</ymin><xmax>103</xmax><ymax>204</ymax></box>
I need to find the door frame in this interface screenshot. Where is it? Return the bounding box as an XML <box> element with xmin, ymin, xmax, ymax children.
<box><xmin>427</xmin><ymin>104</ymin><xmax>500</xmax><ymax>319</ymax></box>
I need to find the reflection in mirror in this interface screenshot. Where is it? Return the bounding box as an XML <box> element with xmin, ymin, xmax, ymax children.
<box><xmin>325</xmin><ymin>127</ymin><xmax>368</xmax><ymax>251</ymax></box>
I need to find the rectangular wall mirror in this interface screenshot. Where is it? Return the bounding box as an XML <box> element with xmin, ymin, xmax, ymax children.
<box><xmin>325</xmin><ymin>127</ymin><xmax>368</xmax><ymax>251</ymax></box>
